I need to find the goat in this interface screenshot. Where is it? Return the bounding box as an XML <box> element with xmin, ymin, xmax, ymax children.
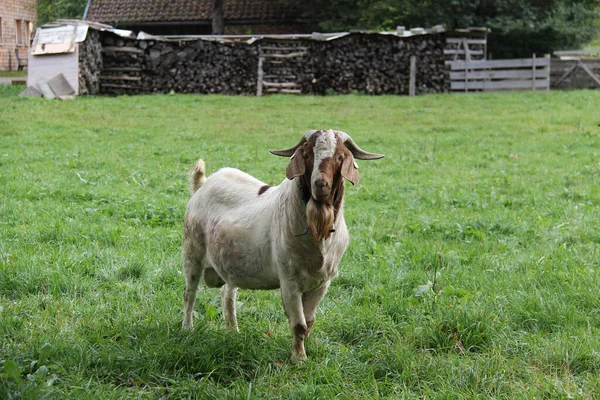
<box><xmin>182</xmin><ymin>129</ymin><xmax>384</xmax><ymax>362</ymax></box>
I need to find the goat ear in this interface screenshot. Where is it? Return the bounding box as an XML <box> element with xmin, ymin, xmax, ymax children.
<box><xmin>286</xmin><ymin>147</ymin><xmax>306</xmax><ymax>180</ymax></box>
<box><xmin>341</xmin><ymin>153</ymin><xmax>360</xmax><ymax>185</ymax></box>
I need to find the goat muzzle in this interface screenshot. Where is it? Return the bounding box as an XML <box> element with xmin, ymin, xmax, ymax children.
<box><xmin>312</xmin><ymin>178</ymin><xmax>331</xmax><ymax>202</ymax></box>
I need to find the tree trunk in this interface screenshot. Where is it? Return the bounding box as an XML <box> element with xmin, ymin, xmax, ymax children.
<box><xmin>212</xmin><ymin>0</ymin><xmax>224</xmax><ymax>35</ymax></box>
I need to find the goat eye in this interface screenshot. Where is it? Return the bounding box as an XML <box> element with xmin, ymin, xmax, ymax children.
<box><xmin>338</xmin><ymin>156</ymin><xmax>344</xmax><ymax>162</ymax></box>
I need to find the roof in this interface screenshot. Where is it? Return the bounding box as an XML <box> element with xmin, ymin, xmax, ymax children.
<box><xmin>87</xmin><ymin>0</ymin><xmax>300</xmax><ymax>24</ymax></box>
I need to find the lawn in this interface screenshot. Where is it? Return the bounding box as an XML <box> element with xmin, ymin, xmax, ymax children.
<box><xmin>1</xmin><ymin>85</ymin><xmax>600</xmax><ymax>398</ymax></box>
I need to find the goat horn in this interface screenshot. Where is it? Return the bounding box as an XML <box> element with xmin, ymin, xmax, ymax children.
<box><xmin>335</xmin><ymin>131</ymin><xmax>385</xmax><ymax>160</ymax></box>
<box><xmin>269</xmin><ymin>130</ymin><xmax>318</xmax><ymax>157</ymax></box>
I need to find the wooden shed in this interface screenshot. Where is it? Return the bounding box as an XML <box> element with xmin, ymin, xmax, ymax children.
<box><xmin>26</xmin><ymin>20</ymin><xmax>132</xmax><ymax>96</ymax></box>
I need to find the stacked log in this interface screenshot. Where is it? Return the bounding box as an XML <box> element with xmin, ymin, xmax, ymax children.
<box><xmin>88</xmin><ymin>30</ymin><xmax>447</xmax><ymax>96</ymax></box>
<box><xmin>141</xmin><ymin>39</ymin><xmax>257</xmax><ymax>94</ymax></box>
<box><xmin>307</xmin><ymin>33</ymin><xmax>448</xmax><ymax>95</ymax></box>
<box><xmin>78</xmin><ymin>29</ymin><xmax>103</xmax><ymax>95</ymax></box>
<box><xmin>100</xmin><ymin>34</ymin><xmax>144</xmax><ymax>95</ymax></box>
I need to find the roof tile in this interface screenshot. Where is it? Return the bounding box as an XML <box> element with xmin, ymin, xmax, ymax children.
<box><xmin>88</xmin><ymin>0</ymin><xmax>299</xmax><ymax>23</ymax></box>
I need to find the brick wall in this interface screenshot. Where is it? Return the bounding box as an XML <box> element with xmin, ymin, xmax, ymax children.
<box><xmin>0</xmin><ymin>0</ymin><xmax>37</xmax><ymax>71</ymax></box>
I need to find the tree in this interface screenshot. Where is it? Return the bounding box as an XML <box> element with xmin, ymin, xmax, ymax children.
<box><xmin>37</xmin><ymin>0</ymin><xmax>88</xmax><ymax>26</ymax></box>
<box><xmin>286</xmin><ymin>0</ymin><xmax>600</xmax><ymax>58</ymax></box>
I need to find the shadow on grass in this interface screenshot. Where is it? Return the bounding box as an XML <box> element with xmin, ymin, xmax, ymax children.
<box><xmin>72</xmin><ymin>319</ymin><xmax>291</xmax><ymax>388</ymax></box>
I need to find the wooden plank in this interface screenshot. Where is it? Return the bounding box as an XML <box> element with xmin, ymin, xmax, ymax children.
<box><xmin>446</xmin><ymin>38</ymin><xmax>487</xmax><ymax>45</ymax></box>
<box><xmin>409</xmin><ymin>56</ymin><xmax>416</xmax><ymax>96</ymax></box>
<box><xmin>544</xmin><ymin>54</ymin><xmax>550</xmax><ymax>92</ymax></box>
<box><xmin>532</xmin><ymin>54</ymin><xmax>536</xmax><ymax>91</ymax></box>
<box><xmin>464</xmin><ymin>39</ymin><xmax>472</xmax><ymax>61</ymax></box>
<box><xmin>100</xmin><ymin>83</ymin><xmax>138</xmax><ymax>89</ymax></box>
<box><xmin>103</xmin><ymin>67</ymin><xmax>143</xmax><ymax>72</ymax></box>
<box><xmin>102</xmin><ymin>46</ymin><xmax>144</xmax><ymax>54</ymax></box>
<box><xmin>262</xmin><ymin>82</ymin><xmax>299</xmax><ymax>88</ymax></box>
<box><xmin>100</xmin><ymin>75</ymin><xmax>142</xmax><ymax>81</ymax></box>
<box><xmin>265</xmin><ymin>88</ymin><xmax>301</xmax><ymax>92</ymax></box>
<box><xmin>578</xmin><ymin>61</ymin><xmax>600</xmax><ymax>88</ymax></box>
<box><xmin>464</xmin><ymin>58</ymin><xmax>468</xmax><ymax>93</ymax></box>
<box><xmin>262</xmin><ymin>52</ymin><xmax>306</xmax><ymax>59</ymax></box>
<box><xmin>451</xmin><ymin>79</ymin><xmax>550</xmax><ymax>91</ymax></box>
<box><xmin>264</xmin><ymin>75</ymin><xmax>297</xmax><ymax>79</ymax></box>
<box><xmin>444</xmin><ymin>49</ymin><xmax>485</xmax><ymax>56</ymax></box>
<box><xmin>264</xmin><ymin>88</ymin><xmax>302</xmax><ymax>94</ymax></box>
<box><xmin>260</xmin><ymin>46</ymin><xmax>308</xmax><ymax>51</ymax></box>
<box><xmin>554</xmin><ymin>49</ymin><xmax>600</xmax><ymax>58</ymax></box>
<box><xmin>256</xmin><ymin>55</ymin><xmax>264</xmax><ymax>96</ymax></box>
<box><xmin>449</xmin><ymin>58</ymin><xmax>550</xmax><ymax>70</ymax></box>
<box><xmin>450</xmin><ymin>69</ymin><xmax>550</xmax><ymax>80</ymax></box>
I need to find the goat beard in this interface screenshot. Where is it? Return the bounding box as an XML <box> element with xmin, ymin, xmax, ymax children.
<box><xmin>306</xmin><ymin>199</ymin><xmax>335</xmax><ymax>244</ymax></box>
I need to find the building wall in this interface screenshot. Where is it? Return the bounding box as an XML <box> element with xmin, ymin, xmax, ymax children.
<box><xmin>0</xmin><ymin>0</ymin><xmax>37</xmax><ymax>71</ymax></box>
<box><xmin>27</xmin><ymin>47</ymin><xmax>80</xmax><ymax>94</ymax></box>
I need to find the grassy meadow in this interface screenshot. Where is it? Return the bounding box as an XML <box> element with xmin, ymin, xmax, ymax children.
<box><xmin>1</xmin><ymin>84</ymin><xmax>600</xmax><ymax>398</ymax></box>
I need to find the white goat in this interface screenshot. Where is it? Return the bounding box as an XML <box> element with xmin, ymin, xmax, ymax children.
<box><xmin>182</xmin><ymin>129</ymin><xmax>384</xmax><ymax>362</ymax></box>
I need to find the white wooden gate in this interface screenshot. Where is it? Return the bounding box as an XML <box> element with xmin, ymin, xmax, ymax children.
<box><xmin>448</xmin><ymin>55</ymin><xmax>550</xmax><ymax>92</ymax></box>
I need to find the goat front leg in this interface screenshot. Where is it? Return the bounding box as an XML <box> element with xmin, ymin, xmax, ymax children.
<box><xmin>281</xmin><ymin>282</ymin><xmax>307</xmax><ymax>363</ymax></box>
<box><xmin>221</xmin><ymin>284</ymin><xmax>239</xmax><ymax>331</ymax></box>
<box><xmin>302</xmin><ymin>281</ymin><xmax>330</xmax><ymax>338</ymax></box>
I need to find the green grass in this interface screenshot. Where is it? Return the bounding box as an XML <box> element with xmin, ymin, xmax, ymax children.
<box><xmin>1</xmin><ymin>85</ymin><xmax>600</xmax><ymax>398</ymax></box>
<box><xmin>0</xmin><ymin>71</ymin><xmax>27</xmax><ymax>78</ymax></box>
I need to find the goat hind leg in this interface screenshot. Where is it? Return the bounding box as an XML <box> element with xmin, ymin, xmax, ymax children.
<box><xmin>221</xmin><ymin>284</ymin><xmax>239</xmax><ymax>331</ymax></box>
<box><xmin>182</xmin><ymin>237</ymin><xmax>205</xmax><ymax>330</ymax></box>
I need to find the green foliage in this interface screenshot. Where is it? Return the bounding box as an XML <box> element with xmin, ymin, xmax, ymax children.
<box><xmin>37</xmin><ymin>0</ymin><xmax>88</xmax><ymax>26</ymax></box>
<box><xmin>289</xmin><ymin>0</ymin><xmax>600</xmax><ymax>57</ymax></box>
<box><xmin>1</xmin><ymin>87</ymin><xmax>600</xmax><ymax>397</ymax></box>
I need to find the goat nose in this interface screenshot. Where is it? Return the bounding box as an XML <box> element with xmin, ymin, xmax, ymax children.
<box><xmin>315</xmin><ymin>179</ymin><xmax>328</xmax><ymax>189</ymax></box>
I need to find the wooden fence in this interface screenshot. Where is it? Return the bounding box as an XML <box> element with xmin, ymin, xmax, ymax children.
<box><xmin>551</xmin><ymin>58</ymin><xmax>600</xmax><ymax>90</ymax></box>
<box><xmin>444</xmin><ymin>37</ymin><xmax>487</xmax><ymax>62</ymax></box>
<box><xmin>448</xmin><ymin>55</ymin><xmax>550</xmax><ymax>92</ymax></box>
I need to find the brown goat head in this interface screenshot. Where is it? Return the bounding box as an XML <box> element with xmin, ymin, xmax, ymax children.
<box><xmin>271</xmin><ymin>129</ymin><xmax>384</xmax><ymax>243</ymax></box>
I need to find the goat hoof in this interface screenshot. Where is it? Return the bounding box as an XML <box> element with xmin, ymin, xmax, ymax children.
<box><xmin>291</xmin><ymin>353</ymin><xmax>307</xmax><ymax>364</ymax></box>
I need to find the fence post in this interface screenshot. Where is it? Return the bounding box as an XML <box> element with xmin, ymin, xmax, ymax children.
<box><xmin>409</xmin><ymin>56</ymin><xmax>416</xmax><ymax>96</ymax></box>
<box><xmin>256</xmin><ymin>52</ymin><xmax>264</xmax><ymax>96</ymax></box>
<box><xmin>464</xmin><ymin>57</ymin><xmax>468</xmax><ymax>93</ymax></box>
<box><xmin>545</xmin><ymin>54</ymin><xmax>550</xmax><ymax>92</ymax></box>
<box><xmin>532</xmin><ymin>53</ymin><xmax>536</xmax><ymax>92</ymax></box>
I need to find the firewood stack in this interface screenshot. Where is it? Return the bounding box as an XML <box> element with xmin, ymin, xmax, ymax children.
<box><xmin>308</xmin><ymin>33</ymin><xmax>448</xmax><ymax>95</ymax></box>
<box><xmin>141</xmin><ymin>39</ymin><xmax>258</xmax><ymax>94</ymax></box>
<box><xmin>85</xmin><ymin>30</ymin><xmax>447</xmax><ymax>96</ymax></box>
<box><xmin>78</xmin><ymin>29</ymin><xmax>103</xmax><ymax>95</ymax></box>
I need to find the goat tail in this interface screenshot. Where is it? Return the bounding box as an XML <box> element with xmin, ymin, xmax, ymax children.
<box><xmin>189</xmin><ymin>158</ymin><xmax>207</xmax><ymax>195</ymax></box>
